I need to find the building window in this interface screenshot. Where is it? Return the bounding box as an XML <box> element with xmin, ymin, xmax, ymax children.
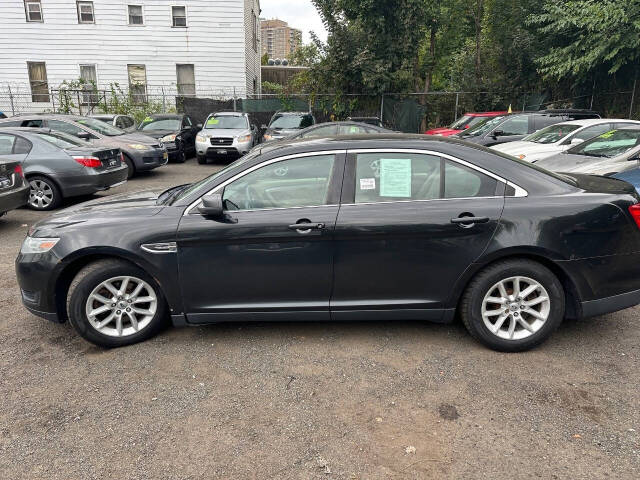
<box><xmin>176</xmin><ymin>64</ymin><xmax>195</xmax><ymax>96</ymax></box>
<box><xmin>128</xmin><ymin>5</ymin><xmax>143</xmax><ymax>25</ymax></box>
<box><xmin>27</xmin><ymin>62</ymin><xmax>49</xmax><ymax>103</ymax></box>
<box><xmin>24</xmin><ymin>1</ymin><xmax>43</xmax><ymax>22</ymax></box>
<box><xmin>79</xmin><ymin>64</ymin><xmax>98</xmax><ymax>104</ymax></box>
<box><xmin>77</xmin><ymin>1</ymin><xmax>95</xmax><ymax>24</ymax></box>
<box><xmin>171</xmin><ymin>6</ymin><xmax>186</xmax><ymax>27</ymax></box>
<box><xmin>127</xmin><ymin>64</ymin><xmax>147</xmax><ymax>103</ymax></box>
<box><xmin>251</xmin><ymin>11</ymin><xmax>258</xmax><ymax>52</ymax></box>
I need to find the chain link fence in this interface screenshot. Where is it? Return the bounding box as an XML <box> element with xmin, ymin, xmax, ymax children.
<box><xmin>2</xmin><ymin>84</ymin><xmax>639</xmax><ymax>133</ymax></box>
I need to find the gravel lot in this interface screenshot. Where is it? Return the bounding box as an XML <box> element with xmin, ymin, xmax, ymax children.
<box><xmin>1</xmin><ymin>157</ymin><xmax>639</xmax><ymax>479</ymax></box>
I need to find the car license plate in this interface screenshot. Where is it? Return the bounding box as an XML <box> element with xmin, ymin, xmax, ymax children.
<box><xmin>163</xmin><ymin>151</ymin><xmax>168</xmax><ymax>160</ymax></box>
<box><xmin>217</xmin><ymin>149</ymin><xmax>227</xmax><ymax>155</ymax></box>
<box><xmin>109</xmin><ymin>159</ymin><xmax>117</xmax><ymax>167</ymax></box>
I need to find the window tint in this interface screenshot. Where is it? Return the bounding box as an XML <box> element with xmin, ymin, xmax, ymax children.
<box><xmin>572</xmin><ymin>124</ymin><xmax>612</xmax><ymax>142</ymax></box>
<box><xmin>444</xmin><ymin>160</ymin><xmax>497</xmax><ymax>198</ymax></box>
<box><xmin>497</xmin><ymin>116</ymin><xmax>529</xmax><ymax>136</ymax></box>
<box><xmin>14</xmin><ymin>136</ymin><xmax>32</xmax><ymax>154</ymax></box>
<box><xmin>0</xmin><ymin>134</ymin><xmax>16</xmax><ymax>155</ymax></box>
<box><xmin>300</xmin><ymin>125</ymin><xmax>337</xmax><ymax>138</ymax></box>
<box><xmin>222</xmin><ymin>155</ymin><xmax>335</xmax><ymax>211</ymax></box>
<box><xmin>354</xmin><ymin>153</ymin><xmax>498</xmax><ymax>204</ymax></box>
<box><xmin>23</xmin><ymin>119</ymin><xmax>43</xmax><ymax>128</ymax></box>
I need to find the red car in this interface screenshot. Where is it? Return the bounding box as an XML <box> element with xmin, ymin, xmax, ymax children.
<box><xmin>425</xmin><ymin>111</ymin><xmax>508</xmax><ymax>136</ymax></box>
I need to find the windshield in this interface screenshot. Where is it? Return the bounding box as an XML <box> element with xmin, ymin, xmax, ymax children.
<box><xmin>36</xmin><ymin>131</ymin><xmax>85</xmax><ymax>148</ymax></box>
<box><xmin>204</xmin><ymin>116</ymin><xmax>248</xmax><ymax>130</ymax></box>
<box><xmin>168</xmin><ymin>149</ymin><xmax>263</xmax><ymax>204</ymax></box>
<box><xmin>75</xmin><ymin>117</ymin><xmax>125</xmax><ymax>136</ymax></box>
<box><xmin>459</xmin><ymin>115</ymin><xmax>506</xmax><ymax>137</ymax></box>
<box><xmin>450</xmin><ymin>115</ymin><xmax>489</xmax><ymax>130</ymax></box>
<box><xmin>139</xmin><ymin>118</ymin><xmax>181</xmax><ymax>131</ymax></box>
<box><xmin>523</xmin><ymin>123</ymin><xmax>581</xmax><ymax>144</ymax></box>
<box><xmin>269</xmin><ymin>114</ymin><xmax>307</xmax><ymax>130</ymax></box>
<box><xmin>567</xmin><ymin>129</ymin><xmax>640</xmax><ymax>158</ymax></box>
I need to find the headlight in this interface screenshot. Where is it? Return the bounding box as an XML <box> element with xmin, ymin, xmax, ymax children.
<box><xmin>161</xmin><ymin>134</ymin><xmax>177</xmax><ymax>142</ymax></box>
<box><xmin>196</xmin><ymin>135</ymin><xmax>207</xmax><ymax>142</ymax></box>
<box><xmin>263</xmin><ymin>134</ymin><xmax>273</xmax><ymax>141</ymax></box>
<box><xmin>128</xmin><ymin>144</ymin><xmax>151</xmax><ymax>151</ymax></box>
<box><xmin>237</xmin><ymin>134</ymin><xmax>252</xmax><ymax>143</ymax></box>
<box><xmin>21</xmin><ymin>237</ymin><xmax>60</xmax><ymax>254</ymax></box>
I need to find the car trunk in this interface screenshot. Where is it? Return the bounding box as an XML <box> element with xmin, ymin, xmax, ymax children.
<box><xmin>0</xmin><ymin>160</ymin><xmax>26</xmax><ymax>192</ymax></box>
<box><xmin>65</xmin><ymin>147</ymin><xmax>122</xmax><ymax>172</ymax></box>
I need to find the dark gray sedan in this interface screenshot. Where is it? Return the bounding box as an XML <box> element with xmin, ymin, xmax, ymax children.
<box><xmin>0</xmin><ymin>128</ymin><xmax>128</xmax><ymax>210</ymax></box>
<box><xmin>0</xmin><ymin>115</ymin><xmax>167</xmax><ymax>178</ymax></box>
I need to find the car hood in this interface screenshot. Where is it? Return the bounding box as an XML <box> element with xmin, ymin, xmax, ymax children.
<box><xmin>138</xmin><ymin>129</ymin><xmax>177</xmax><ymax>139</ymax></box>
<box><xmin>118</xmin><ymin>132</ymin><xmax>162</xmax><ymax>145</ymax></box>
<box><xmin>492</xmin><ymin>141</ymin><xmax>565</xmax><ymax>161</ymax></box>
<box><xmin>30</xmin><ymin>190</ymin><xmax>164</xmax><ymax>236</ymax></box>
<box><xmin>425</xmin><ymin>128</ymin><xmax>462</xmax><ymax>136</ymax></box>
<box><xmin>534</xmin><ymin>153</ymin><xmax>609</xmax><ymax>172</ymax></box>
<box><xmin>199</xmin><ymin>128</ymin><xmax>249</xmax><ymax>137</ymax></box>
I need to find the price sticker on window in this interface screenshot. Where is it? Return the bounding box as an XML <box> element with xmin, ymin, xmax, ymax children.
<box><xmin>360</xmin><ymin>178</ymin><xmax>376</xmax><ymax>190</ymax></box>
<box><xmin>379</xmin><ymin>158</ymin><xmax>412</xmax><ymax>197</ymax></box>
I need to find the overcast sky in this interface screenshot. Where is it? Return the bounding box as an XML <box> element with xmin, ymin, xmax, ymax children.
<box><xmin>260</xmin><ymin>0</ymin><xmax>328</xmax><ymax>43</ymax></box>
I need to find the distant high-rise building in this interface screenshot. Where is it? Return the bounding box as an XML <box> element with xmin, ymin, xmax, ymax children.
<box><xmin>260</xmin><ymin>19</ymin><xmax>302</xmax><ymax>61</ymax></box>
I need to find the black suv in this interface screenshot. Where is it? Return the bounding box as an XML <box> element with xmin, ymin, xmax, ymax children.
<box><xmin>261</xmin><ymin>111</ymin><xmax>315</xmax><ymax>143</ymax></box>
<box><xmin>456</xmin><ymin>109</ymin><xmax>601</xmax><ymax>147</ymax></box>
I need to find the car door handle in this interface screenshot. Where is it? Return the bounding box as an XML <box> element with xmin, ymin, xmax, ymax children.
<box><xmin>450</xmin><ymin>216</ymin><xmax>490</xmax><ymax>225</ymax></box>
<box><xmin>288</xmin><ymin>222</ymin><xmax>325</xmax><ymax>231</ymax></box>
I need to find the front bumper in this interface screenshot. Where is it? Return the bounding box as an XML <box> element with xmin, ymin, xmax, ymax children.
<box><xmin>0</xmin><ymin>183</ymin><xmax>29</xmax><ymax>214</ymax></box>
<box><xmin>16</xmin><ymin>250</ymin><xmax>61</xmax><ymax>322</ymax></box>
<box><xmin>127</xmin><ymin>148</ymin><xmax>169</xmax><ymax>172</ymax></box>
<box><xmin>196</xmin><ymin>138</ymin><xmax>251</xmax><ymax>158</ymax></box>
<box><xmin>56</xmin><ymin>165</ymin><xmax>129</xmax><ymax>197</ymax></box>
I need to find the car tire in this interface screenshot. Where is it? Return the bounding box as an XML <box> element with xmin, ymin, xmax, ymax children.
<box><xmin>67</xmin><ymin>259</ymin><xmax>168</xmax><ymax>348</ymax></box>
<box><xmin>123</xmin><ymin>154</ymin><xmax>135</xmax><ymax>179</ymax></box>
<box><xmin>197</xmin><ymin>155</ymin><xmax>207</xmax><ymax>165</ymax></box>
<box><xmin>175</xmin><ymin>144</ymin><xmax>186</xmax><ymax>164</ymax></box>
<box><xmin>460</xmin><ymin>259</ymin><xmax>565</xmax><ymax>352</ymax></box>
<box><xmin>27</xmin><ymin>175</ymin><xmax>62</xmax><ymax>211</ymax></box>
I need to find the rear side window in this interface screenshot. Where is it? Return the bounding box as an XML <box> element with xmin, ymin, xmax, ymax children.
<box><xmin>497</xmin><ymin>116</ymin><xmax>529</xmax><ymax>136</ymax></box>
<box><xmin>0</xmin><ymin>134</ymin><xmax>16</xmax><ymax>155</ymax></box>
<box><xmin>354</xmin><ymin>152</ymin><xmax>498</xmax><ymax>204</ymax></box>
<box><xmin>13</xmin><ymin>136</ymin><xmax>32</xmax><ymax>154</ymax></box>
<box><xmin>0</xmin><ymin>120</ymin><xmax>23</xmax><ymax>127</ymax></box>
<box><xmin>23</xmin><ymin>119</ymin><xmax>44</xmax><ymax>128</ymax></box>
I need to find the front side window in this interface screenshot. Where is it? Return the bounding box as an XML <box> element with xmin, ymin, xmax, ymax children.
<box><xmin>571</xmin><ymin>123</ymin><xmax>613</xmax><ymax>142</ymax></box>
<box><xmin>75</xmin><ymin>117</ymin><xmax>125</xmax><ymax>136</ymax></box>
<box><xmin>35</xmin><ymin>131</ymin><xmax>85</xmax><ymax>148</ymax></box>
<box><xmin>77</xmin><ymin>1</ymin><xmax>95</xmax><ymax>24</ymax></box>
<box><xmin>27</xmin><ymin>62</ymin><xmax>49</xmax><ymax>102</ymax></box>
<box><xmin>24</xmin><ymin>0</ymin><xmax>43</xmax><ymax>22</ymax></box>
<box><xmin>172</xmin><ymin>6</ymin><xmax>186</xmax><ymax>27</ymax></box>
<box><xmin>128</xmin><ymin>5</ymin><xmax>143</xmax><ymax>25</ymax></box>
<box><xmin>222</xmin><ymin>155</ymin><xmax>336</xmax><ymax>211</ymax></box>
<box><xmin>47</xmin><ymin>119</ymin><xmax>88</xmax><ymax>137</ymax></box>
<box><xmin>459</xmin><ymin>115</ymin><xmax>505</xmax><ymax>138</ymax></box>
<box><xmin>354</xmin><ymin>152</ymin><xmax>498</xmax><ymax>204</ymax></box>
<box><xmin>127</xmin><ymin>64</ymin><xmax>147</xmax><ymax>103</ymax></box>
<box><xmin>496</xmin><ymin>116</ymin><xmax>529</xmax><ymax>136</ymax></box>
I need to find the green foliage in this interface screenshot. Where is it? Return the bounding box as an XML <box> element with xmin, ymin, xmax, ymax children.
<box><xmin>261</xmin><ymin>53</ymin><xmax>270</xmax><ymax>65</ymax></box>
<box><xmin>97</xmin><ymin>83</ymin><xmax>171</xmax><ymax>123</ymax></box>
<box><xmin>289</xmin><ymin>43</ymin><xmax>321</xmax><ymax>67</ymax></box>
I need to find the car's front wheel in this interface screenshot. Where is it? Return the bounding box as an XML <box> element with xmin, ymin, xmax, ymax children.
<box><xmin>67</xmin><ymin>259</ymin><xmax>167</xmax><ymax>348</ymax></box>
<box><xmin>197</xmin><ymin>154</ymin><xmax>207</xmax><ymax>165</ymax></box>
<box><xmin>460</xmin><ymin>259</ymin><xmax>565</xmax><ymax>352</ymax></box>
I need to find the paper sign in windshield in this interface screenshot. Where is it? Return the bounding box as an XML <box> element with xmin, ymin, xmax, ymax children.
<box><xmin>207</xmin><ymin>118</ymin><xmax>219</xmax><ymax>126</ymax></box>
<box><xmin>380</xmin><ymin>158</ymin><xmax>412</xmax><ymax>197</ymax></box>
<box><xmin>360</xmin><ymin>178</ymin><xmax>376</xmax><ymax>190</ymax></box>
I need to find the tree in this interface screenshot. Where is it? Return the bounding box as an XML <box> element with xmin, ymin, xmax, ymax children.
<box><xmin>289</xmin><ymin>43</ymin><xmax>321</xmax><ymax>67</ymax></box>
<box><xmin>261</xmin><ymin>53</ymin><xmax>270</xmax><ymax>65</ymax></box>
<box><xmin>529</xmin><ymin>0</ymin><xmax>640</xmax><ymax>80</ymax></box>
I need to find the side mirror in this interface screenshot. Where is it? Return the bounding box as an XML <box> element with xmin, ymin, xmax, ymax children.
<box><xmin>251</xmin><ymin>124</ymin><xmax>257</xmax><ymax>131</ymax></box>
<box><xmin>198</xmin><ymin>193</ymin><xmax>224</xmax><ymax>218</ymax></box>
<box><xmin>492</xmin><ymin>130</ymin><xmax>505</xmax><ymax>138</ymax></box>
<box><xmin>261</xmin><ymin>124</ymin><xmax>268</xmax><ymax>130</ymax></box>
<box><xmin>570</xmin><ymin>138</ymin><xmax>583</xmax><ymax>145</ymax></box>
<box><xmin>77</xmin><ymin>131</ymin><xmax>92</xmax><ymax>140</ymax></box>
<box><xmin>196</xmin><ymin>123</ymin><xmax>203</xmax><ymax>129</ymax></box>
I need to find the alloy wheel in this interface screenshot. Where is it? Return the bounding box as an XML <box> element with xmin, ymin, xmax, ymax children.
<box><xmin>28</xmin><ymin>179</ymin><xmax>55</xmax><ymax>209</ymax></box>
<box><xmin>85</xmin><ymin>276</ymin><xmax>158</xmax><ymax>337</ymax></box>
<box><xmin>481</xmin><ymin>276</ymin><xmax>550</xmax><ymax>341</ymax></box>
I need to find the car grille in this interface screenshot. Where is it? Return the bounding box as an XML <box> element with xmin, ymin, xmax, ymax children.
<box><xmin>210</xmin><ymin>137</ymin><xmax>233</xmax><ymax>146</ymax></box>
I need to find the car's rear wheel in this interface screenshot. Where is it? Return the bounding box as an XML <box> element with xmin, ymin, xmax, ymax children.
<box><xmin>27</xmin><ymin>175</ymin><xmax>62</xmax><ymax>210</ymax></box>
<box><xmin>460</xmin><ymin>259</ymin><xmax>564</xmax><ymax>352</ymax></box>
<box><xmin>67</xmin><ymin>259</ymin><xmax>167</xmax><ymax>348</ymax></box>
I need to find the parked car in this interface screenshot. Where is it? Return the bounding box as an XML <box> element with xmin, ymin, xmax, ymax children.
<box><xmin>0</xmin><ymin>128</ymin><xmax>127</xmax><ymax>210</ymax></box>
<box><xmin>195</xmin><ymin>112</ymin><xmax>258</xmax><ymax>164</ymax></box>
<box><xmin>0</xmin><ymin>111</ymin><xmax>6</xmax><ymax>119</ymax></box>
<box><xmin>535</xmin><ymin>127</ymin><xmax>640</xmax><ymax>189</ymax></box>
<box><xmin>0</xmin><ymin>154</ymin><xmax>29</xmax><ymax>217</ymax></box>
<box><xmin>16</xmin><ymin>134</ymin><xmax>640</xmax><ymax>352</ymax></box>
<box><xmin>426</xmin><ymin>111</ymin><xmax>507</xmax><ymax>136</ymax></box>
<box><xmin>346</xmin><ymin>116</ymin><xmax>384</xmax><ymax>127</ymax></box>
<box><xmin>491</xmin><ymin>119</ymin><xmax>640</xmax><ymax>162</ymax></box>
<box><xmin>285</xmin><ymin>121</ymin><xmax>391</xmax><ymax>139</ymax></box>
<box><xmin>0</xmin><ymin>114</ymin><xmax>167</xmax><ymax>178</ymax></box>
<box><xmin>89</xmin><ymin>114</ymin><xmax>137</xmax><ymax>133</ymax></box>
<box><xmin>261</xmin><ymin>111</ymin><xmax>315</xmax><ymax>142</ymax></box>
<box><xmin>137</xmin><ymin>114</ymin><xmax>200</xmax><ymax>163</ymax></box>
<box><xmin>455</xmin><ymin>109</ymin><xmax>601</xmax><ymax>147</ymax></box>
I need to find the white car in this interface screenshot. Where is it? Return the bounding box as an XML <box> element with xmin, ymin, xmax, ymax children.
<box><xmin>491</xmin><ymin>118</ymin><xmax>640</xmax><ymax>162</ymax></box>
<box><xmin>195</xmin><ymin>112</ymin><xmax>258</xmax><ymax>164</ymax></box>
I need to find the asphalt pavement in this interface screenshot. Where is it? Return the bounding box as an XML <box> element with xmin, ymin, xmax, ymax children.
<box><xmin>0</xmin><ymin>157</ymin><xmax>638</xmax><ymax>479</ymax></box>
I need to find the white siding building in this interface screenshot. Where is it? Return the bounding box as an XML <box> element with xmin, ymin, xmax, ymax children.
<box><xmin>0</xmin><ymin>0</ymin><xmax>261</xmax><ymax>114</ymax></box>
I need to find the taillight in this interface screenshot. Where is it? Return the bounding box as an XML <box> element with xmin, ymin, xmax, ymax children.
<box><xmin>14</xmin><ymin>165</ymin><xmax>23</xmax><ymax>177</ymax></box>
<box><xmin>73</xmin><ymin>156</ymin><xmax>101</xmax><ymax>168</ymax></box>
<box><xmin>628</xmin><ymin>204</ymin><xmax>640</xmax><ymax>229</ymax></box>
<box><xmin>120</xmin><ymin>152</ymin><xmax>124</xmax><ymax>162</ymax></box>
